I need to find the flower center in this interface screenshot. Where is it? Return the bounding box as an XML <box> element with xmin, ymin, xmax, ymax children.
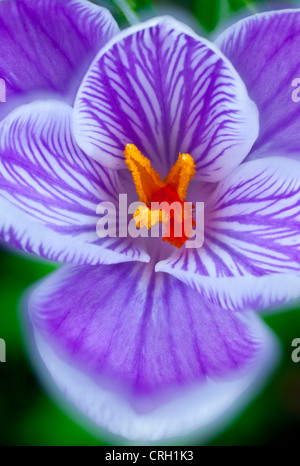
<box><xmin>124</xmin><ymin>144</ymin><xmax>196</xmax><ymax>248</ymax></box>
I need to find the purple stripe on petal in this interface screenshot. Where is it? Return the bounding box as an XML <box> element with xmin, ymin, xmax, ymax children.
<box><xmin>0</xmin><ymin>0</ymin><xmax>119</xmax><ymax>119</ymax></box>
<box><xmin>157</xmin><ymin>156</ymin><xmax>300</xmax><ymax>311</ymax></box>
<box><xmin>26</xmin><ymin>261</ymin><xmax>278</xmax><ymax>440</ymax></box>
<box><xmin>74</xmin><ymin>17</ymin><xmax>258</xmax><ymax>181</ymax></box>
<box><xmin>0</xmin><ymin>100</ymin><xmax>148</xmax><ymax>265</ymax></box>
<box><xmin>216</xmin><ymin>10</ymin><xmax>300</xmax><ymax>158</ymax></box>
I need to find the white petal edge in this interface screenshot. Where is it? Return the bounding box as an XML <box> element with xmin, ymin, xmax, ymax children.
<box><xmin>0</xmin><ymin>188</ymin><xmax>149</xmax><ymax>265</ymax></box>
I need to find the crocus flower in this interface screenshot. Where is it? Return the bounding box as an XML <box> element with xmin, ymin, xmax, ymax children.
<box><xmin>1</xmin><ymin>0</ymin><xmax>300</xmax><ymax>442</ymax></box>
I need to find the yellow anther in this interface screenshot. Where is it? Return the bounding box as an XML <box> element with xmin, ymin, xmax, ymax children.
<box><xmin>164</xmin><ymin>153</ymin><xmax>196</xmax><ymax>200</ymax></box>
<box><xmin>133</xmin><ymin>205</ymin><xmax>169</xmax><ymax>229</ymax></box>
<box><xmin>124</xmin><ymin>144</ymin><xmax>165</xmax><ymax>205</ymax></box>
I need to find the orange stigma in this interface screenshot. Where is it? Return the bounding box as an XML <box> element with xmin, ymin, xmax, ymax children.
<box><xmin>124</xmin><ymin>144</ymin><xmax>196</xmax><ymax>248</ymax></box>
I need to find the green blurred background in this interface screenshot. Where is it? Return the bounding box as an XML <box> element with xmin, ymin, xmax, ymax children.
<box><xmin>1</xmin><ymin>0</ymin><xmax>300</xmax><ymax>446</ymax></box>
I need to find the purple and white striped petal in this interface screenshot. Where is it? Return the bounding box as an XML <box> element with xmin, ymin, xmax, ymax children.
<box><xmin>73</xmin><ymin>17</ymin><xmax>258</xmax><ymax>181</ymax></box>
<box><xmin>157</xmin><ymin>156</ymin><xmax>300</xmax><ymax>312</ymax></box>
<box><xmin>26</xmin><ymin>261</ymin><xmax>278</xmax><ymax>441</ymax></box>
<box><xmin>0</xmin><ymin>0</ymin><xmax>119</xmax><ymax>119</ymax></box>
<box><xmin>0</xmin><ymin>100</ymin><xmax>148</xmax><ymax>265</ymax></box>
<box><xmin>216</xmin><ymin>10</ymin><xmax>300</xmax><ymax>158</ymax></box>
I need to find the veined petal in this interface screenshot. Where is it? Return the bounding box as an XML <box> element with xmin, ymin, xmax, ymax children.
<box><xmin>0</xmin><ymin>0</ymin><xmax>119</xmax><ymax>118</ymax></box>
<box><xmin>26</xmin><ymin>262</ymin><xmax>278</xmax><ymax>441</ymax></box>
<box><xmin>73</xmin><ymin>16</ymin><xmax>258</xmax><ymax>181</ymax></box>
<box><xmin>216</xmin><ymin>10</ymin><xmax>300</xmax><ymax>157</ymax></box>
<box><xmin>0</xmin><ymin>100</ymin><xmax>148</xmax><ymax>265</ymax></box>
<box><xmin>157</xmin><ymin>157</ymin><xmax>300</xmax><ymax>311</ymax></box>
